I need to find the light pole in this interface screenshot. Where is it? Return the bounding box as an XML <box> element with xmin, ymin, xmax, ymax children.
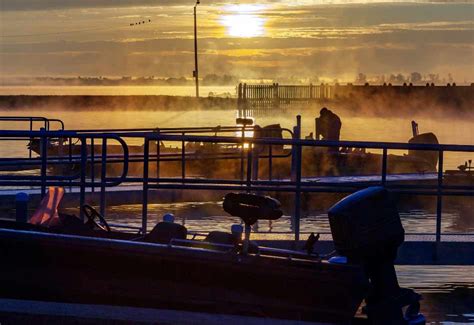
<box><xmin>193</xmin><ymin>0</ymin><xmax>200</xmax><ymax>97</ymax></box>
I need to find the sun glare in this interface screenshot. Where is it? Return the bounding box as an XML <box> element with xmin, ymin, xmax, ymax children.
<box><xmin>220</xmin><ymin>5</ymin><xmax>267</xmax><ymax>38</ymax></box>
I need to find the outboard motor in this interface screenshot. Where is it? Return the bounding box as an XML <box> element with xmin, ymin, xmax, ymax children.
<box><xmin>328</xmin><ymin>187</ymin><xmax>425</xmax><ymax>325</ymax></box>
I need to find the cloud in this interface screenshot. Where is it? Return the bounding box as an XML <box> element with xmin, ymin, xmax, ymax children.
<box><xmin>1</xmin><ymin>0</ymin><xmax>188</xmax><ymax>11</ymax></box>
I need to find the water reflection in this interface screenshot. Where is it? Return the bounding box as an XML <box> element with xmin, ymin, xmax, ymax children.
<box><xmin>62</xmin><ymin>200</ymin><xmax>473</xmax><ymax>236</ymax></box>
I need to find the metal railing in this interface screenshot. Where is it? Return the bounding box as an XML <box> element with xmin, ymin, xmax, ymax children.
<box><xmin>0</xmin><ymin>120</ymin><xmax>472</xmax><ymax>259</ymax></box>
<box><xmin>0</xmin><ymin>116</ymin><xmax>65</xmax><ymax>158</ymax></box>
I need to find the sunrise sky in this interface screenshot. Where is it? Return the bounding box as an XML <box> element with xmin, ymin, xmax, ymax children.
<box><xmin>1</xmin><ymin>0</ymin><xmax>473</xmax><ymax>81</ymax></box>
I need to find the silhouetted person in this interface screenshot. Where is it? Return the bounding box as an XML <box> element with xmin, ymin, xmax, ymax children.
<box><xmin>316</xmin><ymin>107</ymin><xmax>342</xmax><ymax>142</ymax></box>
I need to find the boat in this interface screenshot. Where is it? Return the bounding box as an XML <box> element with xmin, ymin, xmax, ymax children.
<box><xmin>0</xmin><ymin>187</ymin><xmax>425</xmax><ymax>324</ymax></box>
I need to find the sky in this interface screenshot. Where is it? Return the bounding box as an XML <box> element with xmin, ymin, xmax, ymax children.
<box><xmin>0</xmin><ymin>0</ymin><xmax>473</xmax><ymax>82</ymax></box>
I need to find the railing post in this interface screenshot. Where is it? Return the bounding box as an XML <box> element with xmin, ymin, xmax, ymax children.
<box><xmin>68</xmin><ymin>136</ymin><xmax>73</xmax><ymax>192</ymax></box>
<box><xmin>292</xmin><ymin>115</ymin><xmax>302</xmax><ymax>243</ymax></box>
<box><xmin>28</xmin><ymin>118</ymin><xmax>33</xmax><ymax>158</ymax></box>
<box><xmin>240</xmin><ymin>125</ymin><xmax>245</xmax><ymax>181</ymax></box>
<box><xmin>381</xmin><ymin>148</ymin><xmax>388</xmax><ymax>186</ymax></box>
<box><xmin>142</xmin><ymin>137</ymin><xmax>150</xmax><ymax>235</ymax></box>
<box><xmin>181</xmin><ymin>132</ymin><xmax>186</xmax><ymax>180</ymax></box>
<box><xmin>268</xmin><ymin>145</ymin><xmax>273</xmax><ymax>181</ymax></box>
<box><xmin>100</xmin><ymin>138</ymin><xmax>107</xmax><ymax>218</ymax></box>
<box><xmin>246</xmin><ymin>145</ymin><xmax>253</xmax><ymax>190</ymax></box>
<box><xmin>251</xmin><ymin>142</ymin><xmax>259</xmax><ymax>182</ymax></box>
<box><xmin>90</xmin><ymin>137</ymin><xmax>95</xmax><ymax>193</ymax></box>
<box><xmin>434</xmin><ymin>150</ymin><xmax>444</xmax><ymax>260</ymax></box>
<box><xmin>40</xmin><ymin>127</ymin><xmax>47</xmax><ymax>198</ymax></box>
<box><xmin>156</xmin><ymin>129</ymin><xmax>161</xmax><ymax>179</ymax></box>
<box><xmin>79</xmin><ymin>137</ymin><xmax>87</xmax><ymax>221</ymax></box>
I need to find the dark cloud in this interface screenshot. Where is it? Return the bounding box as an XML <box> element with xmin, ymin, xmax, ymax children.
<box><xmin>1</xmin><ymin>0</ymin><xmax>191</xmax><ymax>11</ymax></box>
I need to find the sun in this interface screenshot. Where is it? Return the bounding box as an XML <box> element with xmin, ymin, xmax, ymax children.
<box><xmin>220</xmin><ymin>5</ymin><xmax>267</xmax><ymax>38</ymax></box>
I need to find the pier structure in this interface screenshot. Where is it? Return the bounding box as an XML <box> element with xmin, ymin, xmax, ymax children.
<box><xmin>237</xmin><ymin>82</ymin><xmax>474</xmax><ymax>116</ymax></box>
<box><xmin>0</xmin><ymin>116</ymin><xmax>473</xmax><ymax>265</ymax></box>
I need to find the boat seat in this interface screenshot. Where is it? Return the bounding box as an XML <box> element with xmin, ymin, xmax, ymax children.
<box><xmin>223</xmin><ymin>193</ymin><xmax>283</xmax><ymax>225</ymax></box>
<box><xmin>144</xmin><ymin>222</ymin><xmax>187</xmax><ymax>244</ymax></box>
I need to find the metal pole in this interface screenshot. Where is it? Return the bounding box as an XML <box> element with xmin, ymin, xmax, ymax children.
<box><xmin>435</xmin><ymin>150</ymin><xmax>444</xmax><ymax>260</ymax></box>
<box><xmin>181</xmin><ymin>132</ymin><xmax>186</xmax><ymax>180</ymax></box>
<box><xmin>381</xmin><ymin>148</ymin><xmax>388</xmax><ymax>186</ymax></box>
<box><xmin>193</xmin><ymin>2</ymin><xmax>200</xmax><ymax>98</ymax></box>
<box><xmin>79</xmin><ymin>138</ymin><xmax>87</xmax><ymax>221</ymax></box>
<box><xmin>295</xmin><ymin>115</ymin><xmax>301</xmax><ymax>245</ymax></box>
<box><xmin>91</xmin><ymin>138</ymin><xmax>95</xmax><ymax>193</ymax></box>
<box><xmin>40</xmin><ymin>128</ymin><xmax>47</xmax><ymax>198</ymax></box>
<box><xmin>100</xmin><ymin>138</ymin><xmax>107</xmax><ymax>218</ymax></box>
<box><xmin>142</xmin><ymin>138</ymin><xmax>150</xmax><ymax>235</ymax></box>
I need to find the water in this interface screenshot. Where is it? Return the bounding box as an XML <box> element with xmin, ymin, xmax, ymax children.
<box><xmin>0</xmin><ymin>87</ymin><xmax>473</xmax><ymax>323</ymax></box>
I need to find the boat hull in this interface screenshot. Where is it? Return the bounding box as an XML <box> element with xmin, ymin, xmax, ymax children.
<box><xmin>0</xmin><ymin>228</ymin><xmax>368</xmax><ymax>323</ymax></box>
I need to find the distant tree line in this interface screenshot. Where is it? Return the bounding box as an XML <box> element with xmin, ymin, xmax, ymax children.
<box><xmin>354</xmin><ymin>72</ymin><xmax>457</xmax><ymax>85</ymax></box>
<box><xmin>4</xmin><ymin>74</ymin><xmax>240</xmax><ymax>87</ymax></box>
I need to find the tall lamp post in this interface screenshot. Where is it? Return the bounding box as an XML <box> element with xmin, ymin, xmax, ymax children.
<box><xmin>193</xmin><ymin>0</ymin><xmax>200</xmax><ymax>97</ymax></box>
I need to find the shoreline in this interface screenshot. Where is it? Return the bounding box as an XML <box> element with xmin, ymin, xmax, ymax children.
<box><xmin>0</xmin><ymin>94</ymin><xmax>472</xmax><ymax>118</ymax></box>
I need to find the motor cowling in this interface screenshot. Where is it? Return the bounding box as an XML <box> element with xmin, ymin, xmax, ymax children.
<box><xmin>328</xmin><ymin>186</ymin><xmax>404</xmax><ymax>263</ymax></box>
<box><xmin>328</xmin><ymin>187</ymin><xmax>424</xmax><ymax>325</ymax></box>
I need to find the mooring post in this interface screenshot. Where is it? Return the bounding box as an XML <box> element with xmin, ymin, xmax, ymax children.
<box><xmin>15</xmin><ymin>192</ymin><xmax>29</xmax><ymax>223</ymax></box>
